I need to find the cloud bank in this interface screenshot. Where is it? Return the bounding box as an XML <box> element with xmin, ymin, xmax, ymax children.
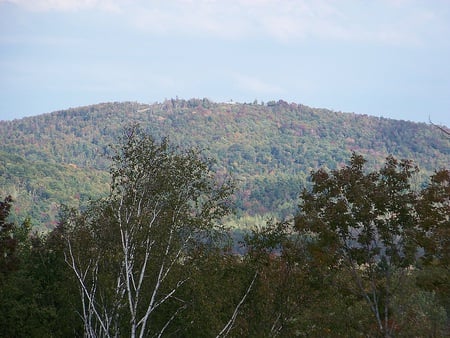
<box><xmin>3</xmin><ymin>0</ymin><xmax>446</xmax><ymax>46</ymax></box>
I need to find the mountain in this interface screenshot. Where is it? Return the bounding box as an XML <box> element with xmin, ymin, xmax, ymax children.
<box><xmin>0</xmin><ymin>99</ymin><xmax>449</xmax><ymax>230</ymax></box>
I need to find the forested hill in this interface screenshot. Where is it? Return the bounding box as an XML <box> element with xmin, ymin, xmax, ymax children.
<box><xmin>1</xmin><ymin>99</ymin><xmax>449</xmax><ymax>229</ymax></box>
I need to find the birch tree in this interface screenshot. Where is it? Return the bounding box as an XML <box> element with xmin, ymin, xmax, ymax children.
<box><xmin>63</xmin><ymin>125</ymin><xmax>232</xmax><ymax>337</ymax></box>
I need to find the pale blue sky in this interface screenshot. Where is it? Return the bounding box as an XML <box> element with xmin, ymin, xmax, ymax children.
<box><xmin>1</xmin><ymin>0</ymin><xmax>449</xmax><ymax>127</ymax></box>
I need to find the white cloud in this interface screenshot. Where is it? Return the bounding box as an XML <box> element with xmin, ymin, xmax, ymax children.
<box><xmin>127</xmin><ymin>0</ymin><xmax>447</xmax><ymax>47</ymax></box>
<box><xmin>129</xmin><ymin>1</ymin><xmax>255</xmax><ymax>39</ymax></box>
<box><xmin>1</xmin><ymin>0</ymin><xmax>122</xmax><ymax>12</ymax></box>
<box><xmin>3</xmin><ymin>0</ymin><xmax>448</xmax><ymax>46</ymax></box>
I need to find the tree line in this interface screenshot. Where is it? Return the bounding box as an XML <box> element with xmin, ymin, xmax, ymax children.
<box><xmin>1</xmin><ymin>100</ymin><xmax>449</xmax><ymax>230</ymax></box>
<box><xmin>1</xmin><ymin>125</ymin><xmax>448</xmax><ymax>337</ymax></box>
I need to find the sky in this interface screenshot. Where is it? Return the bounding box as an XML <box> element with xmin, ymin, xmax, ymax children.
<box><xmin>1</xmin><ymin>0</ymin><xmax>450</xmax><ymax>127</ymax></box>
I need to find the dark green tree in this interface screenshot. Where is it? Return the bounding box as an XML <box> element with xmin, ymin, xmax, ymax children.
<box><xmin>415</xmin><ymin>168</ymin><xmax>450</xmax><ymax>324</ymax></box>
<box><xmin>416</xmin><ymin>169</ymin><xmax>450</xmax><ymax>268</ymax></box>
<box><xmin>295</xmin><ymin>153</ymin><xmax>444</xmax><ymax>337</ymax></box>
<box><xmin>0</xmin><ymin>196</ymin><xmax>80</xmax><ymax>337</ymax></box>
<box><xmin>0</xmin><ymin>196</ymin><xmax>19</xmax><ymax>277</ymax></box>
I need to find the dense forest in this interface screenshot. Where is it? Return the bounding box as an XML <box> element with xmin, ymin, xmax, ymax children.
<box><xmin>0</xmin><ymin>99</ymin><xmax>449</xmax><ymax>229</ymax></box>
<box><xmin>0</xmin><ymin>124</ymin><xmax>448</xmax><ymax>337</ymax></box>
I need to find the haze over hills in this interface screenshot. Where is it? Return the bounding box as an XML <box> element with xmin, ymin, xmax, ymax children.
<box><xmin>0</xmin><ymin>98</ymin><xmax>449</xmax><ymax>229</ymax></box>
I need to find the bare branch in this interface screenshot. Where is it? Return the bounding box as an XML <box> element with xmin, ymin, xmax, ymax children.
<box><xmin>217</xmin><ymin>271</ymin><xmax>258</xmax><ymax>338</ymax></box>
<box><xmin>429</xmin><ymin>118</ymin><xmax>450</xmax><ymax>137</ymax></box>
<box><xmin>64</xmin><ymin>239</ymin><xmax>111</xmax><ymax>337</ymax></box>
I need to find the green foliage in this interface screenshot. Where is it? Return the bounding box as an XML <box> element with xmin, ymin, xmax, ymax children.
<box><xmin>295</xmin><ymin>153</ymin><xmax>448</xmax><ymax>337</ymax></box>
<box><xmin>1</xmin><ymin>99</ymin><xmax>449</xmax><ymax>336</ymax></box>
<box><xmin>415</xmin><ymin>168</ymin><xmax>450</xmax><ymax>318</ymax></box>
<box><xmin>0</xmin><ymin>203</ymin><xmax>81</xmax><ymax>337</ymax></box>
<box><xmin>0</xmin><ymin>196</ymin><xmax>19</xmax><ymax>276</ymax></box>
<box><xmin>61</xmin><ymin>125</ymin><xmax>234</xmax><ymax>336</ymax></box>
<box><xmin>296</xmin><ymin>153</ymin><xmax>420</xmax><ymax>269</ymax></box>
<box><xmin>416</xmin><ymin>169</ymin><xmax>450</xmax><ymax>268</ymax></box>
<box><xmin>0</xmin><ymin>146</ymin><xmax>448</xmax><ymax>336</ymax></box>
<box><xmin>1</xmin><ymin>99</ymin><xmax>448</xmax><ymax>229</ymax></box>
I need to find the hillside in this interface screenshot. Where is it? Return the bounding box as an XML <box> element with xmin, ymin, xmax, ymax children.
<box><xmin>0</xmin><ymin>99</ymin><xmax>449</xmax><ymax>229</ymax></box>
